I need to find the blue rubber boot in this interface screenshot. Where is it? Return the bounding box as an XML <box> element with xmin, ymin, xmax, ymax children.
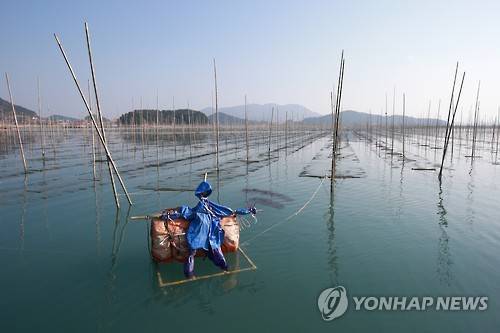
<box><xmin>207</xmin><ymin>246</ymin><xmax>228</xmax><ymax>271</ymax></box>
<box><xmin>183</xmin><ymin>249</ymin><xmax>197</xmax><ymax>278</ymax></box>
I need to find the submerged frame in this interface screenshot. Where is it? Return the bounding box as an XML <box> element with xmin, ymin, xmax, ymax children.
<box><xmin>156</xmin><ymin>247</ymin><xmax>257</xmax><ymax>287</ymax></box>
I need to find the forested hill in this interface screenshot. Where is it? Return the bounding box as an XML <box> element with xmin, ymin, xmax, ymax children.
<box><xmin>0</xmin><ymin>97</ymin><xmax>38</xmax><ymax>122</ymax></box>
<box><xmin>118</xmin><ymin>109</ymin><xmax>208</xmax><ymax>125</ymax></box>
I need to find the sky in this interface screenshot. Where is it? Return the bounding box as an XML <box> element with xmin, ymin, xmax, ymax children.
<box><xmin>1</xmin><ymin>0</ymin><xmax>500</xmax><ymax>121</ymax></box>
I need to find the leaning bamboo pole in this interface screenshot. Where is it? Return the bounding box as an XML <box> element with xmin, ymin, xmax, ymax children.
<box><xmin>84</xmin><ymin>22</ymin><xmax>123</xmax><ymax>208</ymax></box>
<box><xmin>331</xmin><ymin>51</ymin><xmax>344</xmax><ymax>191</ymax></box>
<box><xmin>54</xmin><ymin>32</ymin><xmax>132</xmax><ymax>206</ymax></box>
<box><xmin>444</xmin><ymin>63</ymin><xmax>459</xmax><ymax>151</ymax></box>
<box><xmin>439</xmin><ymin>69</ymin><xmax>465</xmax><ymax>181</ymax></box>
<box><xmin>88</xmin><ymin>79</ymin><xmax>96</xmax><ymax>180</ymax></box>
<box><xmin>334</xmin><ymin>53</ymin><xmax>344</xmax><ymax>155</ymax></box>
<box><xmin>5</xmin><ymin>73</ymin><xmax>28</xmax><ymax>174</ymax></box>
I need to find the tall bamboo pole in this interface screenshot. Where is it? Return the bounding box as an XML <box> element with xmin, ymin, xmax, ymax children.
<box><xmin>444</xmin><ymin>63</ymin><xmax>459</xmax><ymax>148</ymax></box>
<box><xmin>425</xmin><ymin>100</ymin><xmax>431</xmax><ymax>147</ymax></box>
<box><xmin>244</xmin><ymin>94</ymin><xmax>249</xmax><ymax>162</ymax></box>
<box><xmin>471</xmin><ymin>81</ymin><xmax>481</xmax><ymax>160</ymax></box>
<box><xmin>285</xmin><ymin>110</ymin><xmax>288</xmax><ymax>151</ymax></box>
<box><xmin>330</xmin><ymin>91</ymin><xmax>335</xmax><ymax>182</ymax></box>
<box><xmin>402</xmin><ymin>93</ymin><xmax>406</xmax><ymax>159</ymax></box>
<box><xmin>5</xmin><ymin>73</ymin><xmax>28</xmax><ymax>174</ymax></box>
<box><xmin>385</xmin><ymin>93</ymin><xmax>388</xmax><ymax>146</ymax></box>
<box><xmin>54</xmin><ymin>32</ymin><xmax>132</xmax><ymax>206</ymax></box>
<box><xmin>156</xmin><ymin>92</ymin><xmax>160</xmax><ymax>163</ymax></box>
<box><xmin>495</xmin><ymin>107</ymin><xmax>499</xmax><ymax>162</ymax></box>
<box><xmin>172</xmin><ymin>96</ymin><xmax>176</xmax><ymax>155</ymax></box>
<box><xmin>37</xmin><ymin>77</ymin><xmax>46</xmax><ymax>160</ymax></box>
<box><xmin>333</xmin><ymin>52</ymin><xmax>344</xmax><ymax>156</ymax></box>
<box><xmin>213</xmin><ymin>58</ymin><xmax>220</xmax><ymax>171</ymax></box>
<box><xmin>84</xmin><ymin>22</ymin><xmax>123</xmax><ymax>208</ymax></box>
<box><xmin>88</xmin><ymin>79</ymin><xmax>96</xmax><ymax>180</ymax></box>
<box><xmin>434</xmin><ymin>99</ymin><xmax>441</xmax><ymax>148</ymax></box>
<box><xmin>335</xmin><ymin>56</ymin><xmax>345</xmax><ymax>153</ymax></box>
<box><xmin>268</xmin><ymin>107</ymin><xmax>274</xmax><ymax>156</ymax></box>
<box><xmin>439</xmin><ymin>71</ymin><xmax>465</xmax><ymax>181</ymax></box>
<box><xmin>331</xmin><ymin>51</ymin><xmax>344</xmax><ymax>191</ymax></box>
<box><xmin>391</xmin><ymin>87</ymin><xmax>395</xmax><ymax>153</ymax></box>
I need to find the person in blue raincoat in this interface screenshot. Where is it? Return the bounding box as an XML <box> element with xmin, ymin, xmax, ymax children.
<box><xmin>161</xmin><ymin>180</ymin><xmax>256</xmax><ymax>278</ymax></box>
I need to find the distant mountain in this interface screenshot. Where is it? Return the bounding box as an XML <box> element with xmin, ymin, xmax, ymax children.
<box><xmin>49</xmin><ymin>114</ymin><xmax>80</xmax><ymax>122</ymax></box>
<box><xmin>118</xmin><ymin>109</ymin><xmax>208</xmax><ymax>125</ymax></box>
<box><xmin>201</xmin><ymin>103</ymin><xmax>320</xmax><ymax>122</ymax></box>
<box><xmin>303</xmin><ymin>110</ymin><xmax>448</xmax><ymax>127</ymax></box>
<box><xmin>84</xmin><ymin>115</ymin><xmax>110</xmax><ymax>123</ymax></box>
<box><xmin>0</xmin><ymin>97</ymin><xmax>38</xmax><ymax>123</ymax></box>
<box><xmin>207</xmin><ymin>112</ymin><xmax>246</xmax><ymax>125</ymax></box>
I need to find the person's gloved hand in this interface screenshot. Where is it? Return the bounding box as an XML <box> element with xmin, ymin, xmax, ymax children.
<box><xmin>160</xmin><ymin>209</ymin><xmax>177</xmax><ymax>220</ymax></box>
<box><xmin>249</xmin><ymin>206</ymin><xmax>257</xmax><ymax>215</ymax></box>
<box><xmin>160</xmin><ymin>211</ymin><xmax>169</xmax><ymax>220</ymax></box>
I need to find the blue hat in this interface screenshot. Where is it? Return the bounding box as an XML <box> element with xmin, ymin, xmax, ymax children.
<box><xmin>195</xmin><ymin>181</ymin><xmax>212</xmax><ymax>198</ymax></box>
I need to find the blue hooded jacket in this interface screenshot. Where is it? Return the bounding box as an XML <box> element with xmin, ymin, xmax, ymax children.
<box><xmin>168</xmin><ymin>181</ymin><xmax>252</xmax><ymax>251</ymax></box>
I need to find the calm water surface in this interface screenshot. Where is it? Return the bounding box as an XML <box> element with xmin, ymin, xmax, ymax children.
<box><xmin>0</xmin><ymin>128</ymin><xmax>499</xmax><ymax>332</ymax></box>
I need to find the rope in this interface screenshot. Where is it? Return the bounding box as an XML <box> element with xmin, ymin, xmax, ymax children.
<box><xmin>241</xmin><ymin>175</ymin><xmax>327</xmax><ymax>246</ymax></box>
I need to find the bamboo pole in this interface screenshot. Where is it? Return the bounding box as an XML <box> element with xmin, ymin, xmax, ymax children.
<box><xmin>391</xmin><ymin>87</ymin><xmax>395</xmax><ymax>153</ymax></box>
<box><xmin>244</xmin><ymin>94</ymin><xmax>249</xmax><ymax>162</ymax></box>
<box><xmin>88</xmin><ymin>79</ymin><xmax>97</xmax><ymax>180</ymax></box>
<box><xmin>334</xmin><ymin>54</ymin><xmax>345</xmax><ymax>154</ymax></box>
<box><xmin>425</xmin><ymin>100</ymin><xmax>431</xmax><ymax>147</ymax></box>
<box><xmin>54</xmin><ymin>33</ymin><xmax>132</xmax><ymax>206</ymax></box>
<box><xmin>385</xmin><ymin>93</ymin><xmax>388</xmax><ymax>146</ymax></box>
<box><xmin>285</xmin><ymin>111</ymin><xmax>288</xmax><ymax>151</ymax></box>
<box><xmin>444</xmin><ymin>63</ymin><xmax>459</xmax><ymax>150</ymax></box>
<box><xmin>5</xmin><ymin>73</ymin><xmax>28</xmax><ymax>174</ymax></box>
<box><xmin>187</xmin><ymin>101</ymin><xmax>192</xmax><ymax>158</ymax></box>
<box><xmin>156</xmin><ymin>92</ymin><xmax>160</xmax><ymax>163</ymax></box>
<box><xmin>84</xmin><ymin>23</ymin><xmax>122</xmax><ymax>208</ymax></box>
<box><xmin>213</xmin><ymin>58</ymin><xmax>220</xmax><ymax>171</ymax></box>
<box><xmin>471</xmin><ymin>81</ymin><xmax>481</xmax><ymax>160</ymax></box>
<box><xmin>434</xmin><ymin>99</ymin><xmax>441</xmax><ymax>148</ymax></box>
<box><xmin>331</xmin><ymin>51</ymin><xmax>344</xmax><ymax>191</ymax></box>
<box><xmin>439</xmin><ymin>71</ymin><xmax>465</xmax><ymax>181</ymax></box>
<box><xmin>330</xmin><ymin>91</ymin><xmax>335</xmax><ymax>183</ymax></box>
<box><xmin>402</xmin><ymin>93</ymin><xmax>406</xmax><ymax>159</ymax></box>
<box><xmin>495</xmin><ymin>107</ymin><xmax>500</xmax><ymax>163</ymax></box>
<box><xmin>172</xmin><ymin>96</ymin><xmax>176</xmax><ymax>155</ymax></box>
<box><xmin>141</xmin><ymin>97</ymin><xmax>145</xmax><ymax>159</ymax></box>
<box><xmin>268</xmin><ymin>107</ymin><xmax>274</xmax><ymax>156</ymax></box>
<box><xmin>37</xmin><ymin>77</ymin><xmax>46</xmax><ymax>160</ymax></box>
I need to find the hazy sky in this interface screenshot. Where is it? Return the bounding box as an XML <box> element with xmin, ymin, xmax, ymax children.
<box><xmin>1</xmin><ymin>0</ymin><xmax>500</xmax><ymax>121</ymax></box>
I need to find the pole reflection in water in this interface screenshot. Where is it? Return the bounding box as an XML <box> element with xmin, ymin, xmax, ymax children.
<box><xmin>325</xmin><ymin>187</ymin><xmax>339</xmax><ymax>286</ymax></box>
<box><xmin>466</xmin><ymin>164</ymin><xmax>476</xmax><ymax>226</ymax></box>
<box><xmin>20</xmin><ymin>176</ymin><xmax>28</xmax><ymax>252</ymax></box>
<box><xmin>437</xmin><ymin>184</ymin><xmax>453</xmax><ymax>286</ymax></box>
